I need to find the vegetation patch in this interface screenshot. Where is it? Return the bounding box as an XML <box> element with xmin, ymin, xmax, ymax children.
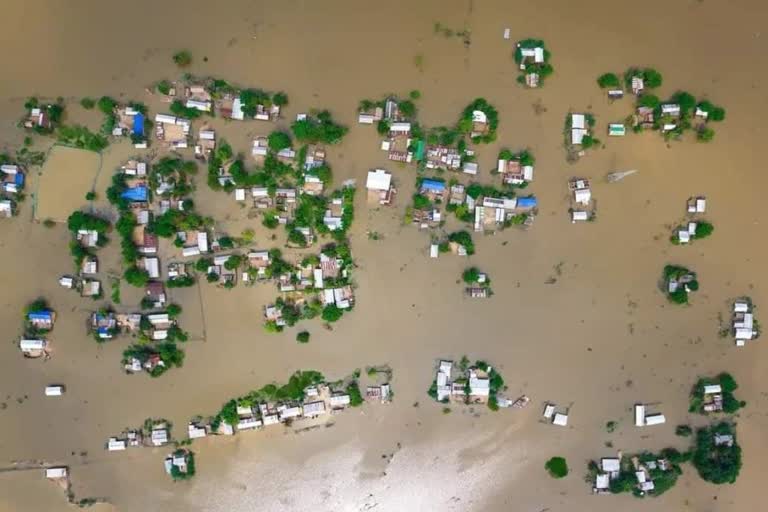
<box><xmin>692</xmin><ymin>422</ymin><xmax>742</xmax><ymax>484</ymax></box>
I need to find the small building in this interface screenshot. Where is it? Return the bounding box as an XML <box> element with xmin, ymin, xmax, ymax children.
<box><xmin>107</xmin><ymin>437</ymin><xmax>127</xmax><ymax>451</ymax></box>
<box><xmin>45</xmin><ymin>467</ymin><xmax>68</xmax><ymax>480</ymax></box>
<box><xmin>552</xmin><ymin>413</ymin><xmax>568</xmax><ymax>426</ymax></box>
<box><xmin>302</xmin><ymin>401</ymin><xmax>326</xmax><ymax>417</ymax></box>
<box><xmin>366</xmin><ymin>169</ymin><xmax>394</xmax><ymax>205</ymax></box>
<box><xmin>608</xmin><ymin>124</ymin><xmax>626</xmax><ymax>137</ymax></box>
<box><xmin>188</xmin><ymin>423</ymin><xmax>207</xmax><ymax>439</ymax></box>
<box><xmin>571</xmin><ymin>114</ymin><xmax>588</xmax><ymax>145</ymax></box>
<box><xmin>45</xmin><ymin>385</ymin><xmax>64</xmax><ymax>396</ymax></box>
<box><xmin>330</xmin><ymin>394</ymin><xmax>351</xmax><ymax>409</ymax></box>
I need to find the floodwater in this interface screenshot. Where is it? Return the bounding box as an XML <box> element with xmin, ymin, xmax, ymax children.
<box><xmin>1</xmin><ymin>0</ymin><xmax>768</xmax><ymax>510</ymax></box>
<box><xmin>36</xmin><ymin>146</ymin><xmax>102</xmax><ymax>222</ymax></box>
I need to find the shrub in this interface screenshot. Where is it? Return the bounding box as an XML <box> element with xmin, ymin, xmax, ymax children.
<box><xmin>172</xmin><ymin>50</ymin><xmax>192</xmax><ymax>67</ymax></box>
<box><xmin>80</xmin><ymin>97</ymin><xmax>96</xmax><ymax>109</ymax></box>
<box><xmin>545</xmin><ymin>457</ymin><xmax>568</xmax><ymax>478</ymax></box>
<box><xmin>409</xmin><ymin>90</ymin><xmax>421</xmax><ymax>100</ymax></box>
<box><xmin>676</xmin><ymin>425</ymin><xmax>693</xmax><ymax>437</ymax></box>
<box><xmin>291</xmin><ymin>111</ymin><xmax>348</xmax><ymax>144</ymax></box>
<box><xmin>85</xmin><ymin>191</ymin><xmax>96</xmax><ymax>201</ymax></box>
<box><xmin>296</xmin><ymin>331</ymin><xmax>310</xmax><ymax>343</ymax></box>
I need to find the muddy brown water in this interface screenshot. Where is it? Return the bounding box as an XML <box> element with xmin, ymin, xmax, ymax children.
<box><xmin>1</xmin><ymin>0</ymin><xmax>768</xmax><ymax>510</ymax></box>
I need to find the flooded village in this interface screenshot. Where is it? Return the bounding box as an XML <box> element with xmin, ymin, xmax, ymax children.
<box><xmin>1</xmin><ymin>1</ymin><xmax>768</xmax><ymax>511</ymax></box>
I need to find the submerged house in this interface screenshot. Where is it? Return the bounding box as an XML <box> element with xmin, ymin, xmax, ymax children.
<box><xmin>381</xmin><ymin>122</ymin><xmax>413</xmax><ymax>163</ymax></box>
<box><xmin>425</xmin><ymin>146</ymin><xmax>461</xmax><ymax>171</ymax></box>
<box><xmin>184</xmin><ymin>84</ymin><xmax>213</xmax><ymax>113</ymax></box>
<box><xmin>366</xmin><ymin>169</ymin><xmax>395</xmax><ymax>205</ymax></box>
<box><xmin>154</xmin><ymin>114</ymin><xmax>191</xmax><ymax>149</ymax></box>
<box><xmin>569</xmin><ymin>178</ymin><xmax>593</xmax><ymax>223</ymax></box>
<box><xmin>733</xmin><ymin>300</ymin><xmax>757</xmax><ymax>346</ymax></box>
<box><xmin>114</xmin><ymin>105</ymin><xmax>147</xmax><ymax>145</ymax></box>
<box><xmin>570</xmin><ymin>113</ymin><xmax>589</xmax><ymax>146</ymax></box>
<box><xmin>195</xmin><ymin>127</ymin><xmax>216</xmax><ymax>160</ymax></box>
<box><xmin>0</xmin><ymin>164</ymin><xmax>25</xmax><ymax>195</ymax></box>
<box><xmin>497</xmin><ymin>158</ymin><xmax>533</xmax><ymax>185</ymax></box>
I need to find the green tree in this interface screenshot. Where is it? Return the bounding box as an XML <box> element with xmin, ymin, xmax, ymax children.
<box><xmin>124</xmin><ymin>266</ymin><xmax>150</xmax><ymax>287</ymax></box>
<box><xmin>296</xmin><ymin>331</ymin><xmax>310</xmax><ymax>343</ymax></box>
<box><xmin>545</xmin><ymin>457</ymin><xmax>568</xmax><ymax>478</ymax></box>
<box><xmin>597</xmin><ymin>73</ymin><xmax>620</xmax><ymax>88</ymax></box>
<box><xmin>322</xmin><ymin>305</ymin><xmax>343</xmax><ymax>323</ymax></box>
<box><xmin>268</xmin><ymin>131</ymin><xmax>292</xmax><ymax>152</ymax></box>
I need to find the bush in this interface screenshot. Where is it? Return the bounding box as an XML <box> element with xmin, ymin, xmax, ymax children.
<box><xmin>85</xmin><ymin>191</ymin><xmax>96</xmax><ymax>201</ymax></box>
<box><xmin>643</xmin><ymin>68</ymin><xmax>663</xmax><ymax>88</ymax></box>
<box><xmin>296</xmin><ymin>331</ymin><xmax>310</xmax><ymax>343</ymax></box>
<box><xmin>597</xmin><ymin>73</ymin><xmax>620</xmax><ymax>88</ymax></box>
<box><xmin>697</xmin><ymin>127</ymin><xmax>715</xmax><ymax>142</ymax></box>
<box><xmin>676</xmin><ymin>425</ymin><xmax>693</xmax><ymax>437</ymax></box>
<box><xmin>58</xmin><ymin>125</ymin><xmax>109</xmax><ymax>152</ymax></box>
<box><xmin>409</xmin><ymin>90</ymin><xmax>421</xmax><ymax>100</ymax></box>
<box><xmin>80</xmin><ymin>97</ymin><xmax>96</xmax><ymax>109</ymax></box>
<box><xmin>545</xmin><ymin>457</ymin><xmax>568</xmax><ymax>478</ymax></box>
<box><xmin>172</xmin><ymin>50</ymin><xmax>192</xmax><ymax>67</ymax></box>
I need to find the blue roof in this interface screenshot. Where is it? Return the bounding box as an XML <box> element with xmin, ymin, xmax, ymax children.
<box><xmin>517</xmin><ymin>196</ymin><xmax>538</xmax><ymax>208</ymax></box>
<box><xmin>14</xmin><ymin>173</ymin><xmax>24</xmax><ymax>187</ymax></box>
<box><xmin>133</xmin><ymin>113</ymin><xmax>145</xmax><ymax>136</ymax></box>
<box><xmin>420</xmin><ymin>179</ymin><xmax>445</xmax><ymax>193</ymax></box>
<box><xmin>121</xmin><ymin>185</ymin><xmax>148</xmax><ymax>202</ymax></box>
<box><xmin>28</xmin><ymin>311</ymin><xmax>52</xmax><ymax>321</ymax></box>
<box><xmin>97</xmin><ymin>327</ymin><xmax>110</xmax><ymax>335</ymax></box>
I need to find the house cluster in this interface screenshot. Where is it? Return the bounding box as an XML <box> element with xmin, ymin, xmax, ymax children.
<box><xmin>24</xmin><ymin>105</ymin><xmax>52</xmax><ymax>131</ymax></box>
<box><xmin>593</xmin><ymin>455</ymin><xmax>674</xmax><ymax>496</ymax></box>
<box><xmin>109</xmin><ymin>421</ymin><xmax>171</xmax><ymax>453</ymax></box>
<box><xmin>701</xmin><ymin>384</ymin><xmax>725</xmax><ymax>413</ymax></box>
<box><xmin>433</xmin><ymin>360</ymin><xmax>492</xmax><ymax>405</ymax></box>
<box><xmin>634</xmin><ymin>404</ymin><xmax>666</xmax><ymax>427</ymax></box>
<box><xmin>0</xmin><ymin>163</ymin><xmax>25</xmax><ymax>217</ymax></box>
<box><xmin>425</xmin><ymin>145</ymin><xmax>463</xmax><ymax>172</ymax></box>
<box><xmin>164</xmin><ymin>449</ymin><xmax>193</xmax><ymax>477</ymax></box>
<box><xmin>496</xmin><ymin>156</ymin><xmax>533</xmax><ymax>186</ymax></box>
<box><xmin>19</xmin><ymin>309</ymin><xmax>56</xmax><ymax>359</ymax></box>
<box><xmin>465</xmin><ymin>271</ymin><xmax>491</xmax><ymax>299</ymax></box>
<box><xmin>732</xmin><ymin>299</ymin><xmax>758</xmax><ymax>347</ymax></box>
<box><xmin>106</xmin><ymin>429</ymin><xmax>143</xmax><ymax>451</ymax></box>
<box><xmin>263</xmin><ymin>249</ymin><xmax>355</xmax><ymax>327</ymax></box>
<box><xmin>666</xmin><ymin>269</ymin><xmax>696</xmax><ymax>296</ymax></box>
<box><xmin>569</xmin><ymin>178</ymin><xmax>594</xmax><ymax>222</ymax></box>
<box><xmin>542</xmin><ymin>402</ymin><xmax>569</xmax><ymax>426</ymax></box>
<box><xmin>194</xmin><ymin>125</ymin><xmax>216</xmax><ymax>160</ymax></box>
<box><xmin>358</xmin><ymin>98</ymin><xmax>415</xmax><ymax>163</ymax></box>
<box><xmin>232</xmin><ymin>385</ymin><xmax>357</xmax><ymax>434</ymax></box>
<box><xmin>516</xmin><ymin>43</ymin><xmax>546</xmax><ymax>87</ymax></box>
<box><xmin>570</xmin><ymin>113</ymin><xmax>592</xmax><ymax>147</ymax></box>
<box><xmin>365</xmin><ymin>169</ymin><xmax>395</xmax><ymax>205</ymax></box>
<box><xmin>154</xmin><ymin>114</ymin><xmax>191</xmax><ymax>149</ymax></box>
<box><xmin>474</xmin><ymin>195</ymin><xmax>537</xmax><ymax>233</ymax></box>
<box><xmin>113</xmin><ymin>104</ymin><xmax>147</xmax><ymax>147</ymax></box>
<box><xmin>413</xmin><ymin>179</ymin><xmax>446</xmax><ymax>228</ymax></box>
